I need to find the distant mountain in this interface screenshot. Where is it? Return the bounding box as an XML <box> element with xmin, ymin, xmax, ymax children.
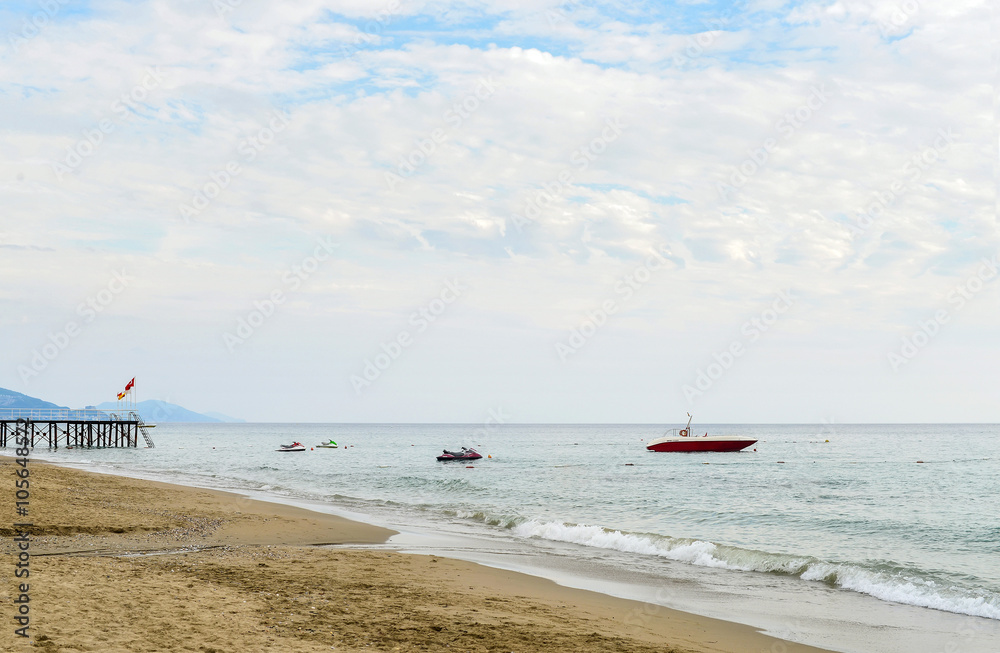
<box><xmin>203</xmin><ymin>411</ymin><xmax>245</xmax><ymax>423</ymax></box>
<box><xmin>94</xmin><ymin>399</ymin><xmax>226</xmax><ymax>423</ymax></box>
<box><xmin>0</xmin><ymin>388</ymin><xmax>238</xmax><ymax>423</ymax></box>
<box><xmin>0</xmin><ymin>387</ymin><xmax>66</xmax><ymax>410</ymax></box>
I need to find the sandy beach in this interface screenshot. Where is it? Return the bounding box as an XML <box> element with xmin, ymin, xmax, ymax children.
<box><xmin>0</xmin><ymin>459</ymin><xmax>835</xmax><ymax>652</ymax></box>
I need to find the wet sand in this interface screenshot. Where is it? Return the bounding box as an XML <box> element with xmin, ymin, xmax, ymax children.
<box><xmin>0</xmin><ymin>459</ymin><xmax>834</xmax><ymax>652</ymax></box>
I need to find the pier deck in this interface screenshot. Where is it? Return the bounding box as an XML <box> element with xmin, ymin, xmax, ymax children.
<box><xmin>0</xmin><ymin>409</ymin><xmax>154</xmax><ymax>448</ymax></box>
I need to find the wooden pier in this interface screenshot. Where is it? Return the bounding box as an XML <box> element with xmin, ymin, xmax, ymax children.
<box><xmin>0</xmin><ymin>409</ymin><xmax>155</xmax><ymax>449</ymax></box>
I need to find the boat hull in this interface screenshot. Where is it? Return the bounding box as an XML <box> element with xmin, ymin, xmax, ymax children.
<box><xmin>646</xmin><ymin>437</ymin><xmax>756</xmax><ymax>452</ymax></box>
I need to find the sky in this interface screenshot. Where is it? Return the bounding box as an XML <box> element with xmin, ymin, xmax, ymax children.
<box><xmin>0</xmin><ymin>0</ymin><xmax>995</xmax><ymax>423</ymax></box>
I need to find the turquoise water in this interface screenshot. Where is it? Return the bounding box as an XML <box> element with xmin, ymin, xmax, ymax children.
<box><xmin>34</xmin><ymin>422</ymin><xmax>1000</xmax><ymax>648</ymax></box>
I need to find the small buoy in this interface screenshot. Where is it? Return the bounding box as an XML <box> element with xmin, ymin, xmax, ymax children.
<box><xmin>212</xmin><ymin>447</ymin><xmax>215</xmax><ymax>449</ymax></box>
<box><xmin>916</xmin><ymin>460</ymin><xmax>924</xmax><ymax>463</ymax></box>
<box><xmin>466</xmin><ymin>465</ymin><xmax>474</xmax><ymax>468</ymax></box>
<box><xmin>753</xmin><ymin>448</ymin><xmax>757</xmax><ymax>452</ymax></box>
<box><xmin>310</xmin><ymin>448</ymin><xmax>313</xmax><ymax>451</ymax></box>
<box><xmin>487</xmin><ymin>454</ymin><xmax>492</xmax><ymax>458</ymax></box>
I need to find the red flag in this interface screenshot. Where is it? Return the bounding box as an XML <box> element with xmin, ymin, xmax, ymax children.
<box><xmin>124</xmin><ymin>377</ymin><xmax>135</xmax><ymax>392</ymax></box>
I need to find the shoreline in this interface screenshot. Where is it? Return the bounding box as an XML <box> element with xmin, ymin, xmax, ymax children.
<box><xmin>0</xmin><ymin>458</ymin><xmax>836</xmax><ymax>652</ymax></box>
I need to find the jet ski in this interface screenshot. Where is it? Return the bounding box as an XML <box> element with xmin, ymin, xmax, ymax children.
<box><xmin>277</xmin><ymin>441</ymin><xmax>306</xmax><ymax>452</ymax></box>
<box><xmin>316</xmin><ymin>439</ymin><xmax>338</xmax><ymax>448</ymax></box>
<box><xmin>436</xmin><ymin>447</ymin><xmax>482</xmax><ymax>461</ymax></box>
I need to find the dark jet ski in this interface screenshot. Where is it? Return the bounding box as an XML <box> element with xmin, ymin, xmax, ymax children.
<box><xmin>436</xmin><ymin>447</ymin><xmax>482</xmax><ymax>461</ymax></box>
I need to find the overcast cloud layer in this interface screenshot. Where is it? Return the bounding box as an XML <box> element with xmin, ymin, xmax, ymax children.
<box><xmin>1</xmin><ymin>0</ymin><xmax>995</xmax><ymax>423</ymax></box>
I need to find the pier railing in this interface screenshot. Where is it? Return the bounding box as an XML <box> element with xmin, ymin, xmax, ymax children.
<box><xmin>0</xmin><ymin>408</ymin><xmax>155</xmax><ymax>448</ymax></box>
<box><xmin>0</xmin><ymin>408</ymin><xmax>135</xmax><ymax>422</ymax></box>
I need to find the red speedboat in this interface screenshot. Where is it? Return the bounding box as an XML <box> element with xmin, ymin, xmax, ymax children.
<box><xmin>437</xmin><ymin>447</ymin><xmax>482</xmax><ymax>461</ymax></box>
<box><xmin>646</xmin><ymin>414</ymin><xmax>756</xmax><ymax>453</ymax></box>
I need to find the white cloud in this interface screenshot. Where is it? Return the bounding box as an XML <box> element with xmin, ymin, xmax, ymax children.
<box><xmin>0</xmin><ymin>0</ymin><xmax>994</xmax><ymax>421</ymax></box>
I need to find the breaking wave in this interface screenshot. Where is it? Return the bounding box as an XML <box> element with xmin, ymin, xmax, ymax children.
<box><xmin>512</xmin><ymin>520</ymin><xmax>1000</xmax><ymax>620</ymax></box>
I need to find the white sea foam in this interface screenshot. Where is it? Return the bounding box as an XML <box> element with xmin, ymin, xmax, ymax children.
<box><xmin>514</xmin><ymin>520</ymin><xmax>1000</xmax><ymax>620</ymax></box>
<box><xmin>513</xmin><ymin>520</ymin><xmax>738</xmax><ymax>568</ymax></box>
<box><xmin>801</xmin><ymin>563</ymin><xmax>1000</xmax><ymax>620</ymax></box>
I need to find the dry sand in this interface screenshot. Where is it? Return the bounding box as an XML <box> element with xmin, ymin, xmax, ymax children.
<box><xmin>0</xmin><ymin>459</ymin><xmax>834</xmax><ymax>652</ymax></box>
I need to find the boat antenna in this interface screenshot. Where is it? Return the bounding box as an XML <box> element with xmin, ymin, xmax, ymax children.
<box><xmin>686</xmin><ymin>413</ymin><xmax>693</xmax><ymax>433</ymax></box>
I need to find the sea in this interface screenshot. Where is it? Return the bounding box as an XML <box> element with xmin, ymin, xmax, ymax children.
<box><xmin>32</xmin><ymin>423</ymin><xmax>1000</xmax><ymax>653</ymax></box>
